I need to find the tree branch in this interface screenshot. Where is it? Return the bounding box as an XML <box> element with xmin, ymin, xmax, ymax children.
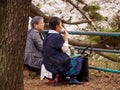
<box><xmin>30</xmin><ymin>3</ymin><xmax>49</xmax><ymax>22</ymax></box>
<box><xmin>66</xmin><ymin>0</ymin><xmax>97</xmax><ymax>31</ymax></box>
<box><xmin>68</xmin><ymin>38</ymin><xmax>105</xmax><ymax>48</ymax></box>
<box><xmin>30</xmin><ymin>3</ymin><xmax>90</xmax><ymax>24</ymax></box>
<box><xmin>94</xmin><ymin>51</ymin><xmax>120</xmax><ymax>62</ymax></box>
<box><xmin>62</xmin><ymin>19</ymin><xmax>89</xmax><ymax>25</ymax></box>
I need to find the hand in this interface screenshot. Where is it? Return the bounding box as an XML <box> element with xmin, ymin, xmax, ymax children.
<box><xmin>63</xmin><ymin>30</ymin><xmax>69</xmax><ymax>41</ymax></box>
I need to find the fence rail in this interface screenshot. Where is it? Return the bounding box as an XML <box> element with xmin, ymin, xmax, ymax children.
<box><xmin>72</xmin><ymin>46</ymin><xmax>120</xmax><ymax>54</ymax></box>
<box><xmin>68</xmin><ymin>31</ymin><xmax>120</xmax><ymax>37</ymax></box>
<box><xmin>89</xmin><ymin>66</ymin><xmax>120</xmax><ymax>74</ymax></box>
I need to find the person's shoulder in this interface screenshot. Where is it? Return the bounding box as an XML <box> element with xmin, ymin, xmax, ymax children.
<box><xmin>49</xmin><ymin>33</ymin><xmax>62</xmax><ymax>39</ymax></box>
<box><xmin>27</xmin><ymin>29</ymin><xmax>40</xmax><ymax>38</ymax></box>
<box><xmin>56</xmin><ymin>33</ymin><xmax>62</xmax><ymax>38</ymax></box>
<box><xmin>27</xmin><ymin>29</ymin><xmax>32</xmax><ymax>35</ymax></box>
<box><xmin>30</xmin><ymin>29</ymin><xmax>40</xmax><ymax>35</ymax></box>
<box><xmin>28</xmin><ymin>29</ymin><xmax>34</xmax><ymax>33</ymax></box>
<box><xmin>52</xmin><ymin>33</ymin><xmax>61</xmax><ymax>36</ymax></box>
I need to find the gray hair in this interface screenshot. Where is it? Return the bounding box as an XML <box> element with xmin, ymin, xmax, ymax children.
<box><xmin>31</xmin><ymin>16</ymin><xmax>43</xmax><ymax>28</ymax></box>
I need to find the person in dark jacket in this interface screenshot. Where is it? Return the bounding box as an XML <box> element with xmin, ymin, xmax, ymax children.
<box><xmin>43</xmin><ymin>17</ymin><xmax>83</xmax><ymax>84</ymax></box>
<box><xmin>24</xmin><ymin>16</ymin><xmax>44</xmax><ymax>73</ymax></box>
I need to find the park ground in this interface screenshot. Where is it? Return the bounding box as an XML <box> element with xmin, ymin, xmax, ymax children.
<box><xmin>24</xmin><ymin>69</ymin><xmax>120</xmax><ymax>90</ymax></box>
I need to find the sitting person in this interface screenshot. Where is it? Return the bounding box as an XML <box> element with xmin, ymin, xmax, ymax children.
<box><xmin>24</xmin><ymin>16</ymin><xmax>44</xmax><ymax>74</ymax></box>
<box><xmin>43</xmin><ymin>16</ymin><xmax>84</xmax><ymax>84</ymax></box>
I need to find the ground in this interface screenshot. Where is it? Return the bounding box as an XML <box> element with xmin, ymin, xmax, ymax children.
<box><xmin>24</xmin><ymin>70</ymin><xmax>120</xmax><ymax>90</ymax></box>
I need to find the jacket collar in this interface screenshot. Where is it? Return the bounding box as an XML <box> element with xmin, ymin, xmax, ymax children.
<box><xmin>48</xmin><ymin>30</ymin><xmax>59</xmax><ymax>34</ymax></box>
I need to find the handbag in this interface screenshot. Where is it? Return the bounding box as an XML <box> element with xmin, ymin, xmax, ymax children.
<box><xmin>77</xmin><ymin>46</ymin><xmax>92</xmax><ymax>82</ymax></box>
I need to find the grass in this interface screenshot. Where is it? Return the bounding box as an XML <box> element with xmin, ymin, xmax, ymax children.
<box><xmin>89</xmin><ymin>53</ymin><xmax>120</xmax><ymax>70</ymax></box>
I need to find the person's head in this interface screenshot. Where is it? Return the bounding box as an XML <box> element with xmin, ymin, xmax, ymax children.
<box><xmin>31</xmin><ymin>16</ymin><xmax>44</xmax><ymax>31</ymax></box>
<box><xmin>49</xmin><ymin>17</ymin><xmax>62</xmax><ymax>32</ymax></box>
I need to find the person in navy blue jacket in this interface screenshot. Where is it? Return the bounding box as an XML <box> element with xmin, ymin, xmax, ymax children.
<box><xmin>43</xmin><ymin>17</ymin><xmax>83</xmax><ymax>84</ymax></box>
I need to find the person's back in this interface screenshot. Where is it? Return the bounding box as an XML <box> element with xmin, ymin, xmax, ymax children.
<box><xmin>43</xmin><ymin>32</ymin><xmax>70</xmax><ymax>75</ymax></box>
<box><xmin>24</xmin><ymin>16</ymin><xmax>44</xmax><ymax>73</ymax></box>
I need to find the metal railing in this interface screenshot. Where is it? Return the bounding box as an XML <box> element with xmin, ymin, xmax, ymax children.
<box><xmin>67</xmin><ymin>31</ymin><xmax>120</xmax><ymax>74</ymax></box>
<box><xmin>68</xmin><ymin>31</ymin><xmax>120</xmax><ymax>37</ymax></box>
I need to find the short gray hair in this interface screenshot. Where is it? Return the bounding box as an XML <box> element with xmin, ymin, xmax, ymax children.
<box><xmin>31</xmin><ymin>16</ymin><xmax>43</xmax><ymax>28</ymax></box>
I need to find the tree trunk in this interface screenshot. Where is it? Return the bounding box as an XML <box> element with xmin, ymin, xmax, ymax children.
<box><xmin>0</xmin><ymin>0</ymin><xmax>6</xmax><ymax>33</ymax></box>
<box><xmin>0</xmin><ymin>0</ymin><xmax>31</xmax><ymax>90</ymax></box>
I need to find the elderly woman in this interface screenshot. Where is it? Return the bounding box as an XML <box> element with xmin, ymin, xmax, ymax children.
<box><xmin>24</xmin><ymin>16</ymin><xmax>44</xmax><ymax>73</ymax></box>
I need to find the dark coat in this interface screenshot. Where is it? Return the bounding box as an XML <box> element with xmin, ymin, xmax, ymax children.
<box><xmin>43</xmin><ymin>33</ymin><xmax>70</xmax><ymax>75</ymax></box>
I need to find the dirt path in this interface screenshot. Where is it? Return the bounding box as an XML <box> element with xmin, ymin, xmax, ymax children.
<box><xmin>24</xmin><ymin>70</ymin><xmax>120</xmax><ymax>90</ymax></box>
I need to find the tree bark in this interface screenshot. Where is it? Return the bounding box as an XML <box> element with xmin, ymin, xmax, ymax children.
<box><xmin>0</xmin><ymin>1</ymin><xmax>6</xmax><ymax>32</ymax></box>
<box><xmin>0</xmin><ymin>0</ymin><xmax>31</xmax><ymax>90</ymax></box>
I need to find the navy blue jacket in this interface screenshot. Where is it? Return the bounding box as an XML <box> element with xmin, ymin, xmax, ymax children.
<box><xmin>43</xmin><ymin>33</ymin><xmax>70</xmax><ymax>75</ymax></box>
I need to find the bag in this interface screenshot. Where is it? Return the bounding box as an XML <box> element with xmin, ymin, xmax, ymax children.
<box><xmin>77</xmin><ymin>57</ymin><xmax>89</xmax><ymax>82</ymax></box>
<box><xmin>77</xmin><ymin>46</ymin><xmax>92</xmax><ymax>82</ymax></box>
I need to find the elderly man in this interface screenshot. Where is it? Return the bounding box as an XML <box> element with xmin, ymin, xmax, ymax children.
<box><xmin>24</xmin><ymin>16</ymin><xmax>44</xmax><ymax>73</ymax></box>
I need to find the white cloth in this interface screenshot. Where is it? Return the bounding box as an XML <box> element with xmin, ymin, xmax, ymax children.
<box><xmin>40</xmin><ymin>64</ymin><xmax>52</xmax><ymax>80</ymax></box>
<box><xmin>62</xmin><ymin>41</ymin><xmax>69</xmax><ymax>53</ymax></box>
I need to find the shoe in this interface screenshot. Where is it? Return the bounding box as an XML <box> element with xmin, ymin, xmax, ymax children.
<box><xmin>70</xmin><ymin>79</ymin><xmax>80</xmax><ymax>84</ymax></box>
